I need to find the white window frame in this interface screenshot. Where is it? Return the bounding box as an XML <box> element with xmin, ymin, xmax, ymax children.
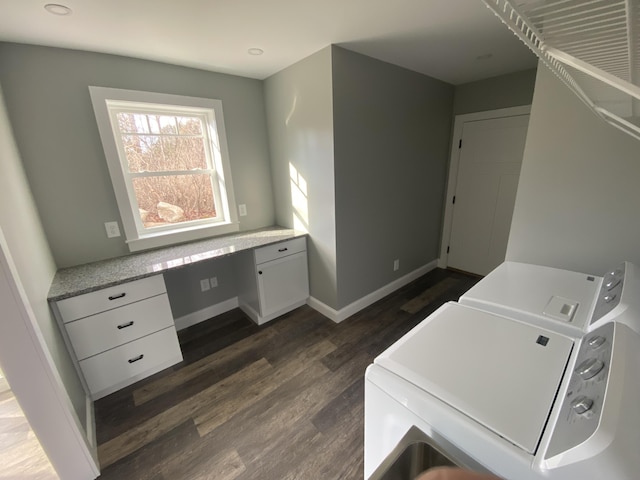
<box><xmin>89</xmin><ymin>87</ymin><xmax>239</xmax><ymax>252</ymax></box>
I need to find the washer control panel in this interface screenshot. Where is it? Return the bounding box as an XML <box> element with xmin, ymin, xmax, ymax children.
<box><xmin>591</xmin><ymin>265</ymin><xmax>625</xmax><ymax>324</ymax></box>
<box><xmin>545</xmin><ymin>322</ymin><xmax>614</xmax><ymax>458</ymax></box>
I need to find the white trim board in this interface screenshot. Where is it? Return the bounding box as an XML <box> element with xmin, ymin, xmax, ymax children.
<box><xmin>438</xmin><ymin>105</ymin><xmax>532</xmax><ymax>269</ymax></box>
<box><xmin>0</xmin><ymin>229</ymin><xmax>100</xmax><ymax>479</ymax></box>
<box><xmin>173</xmin><ymin>297</ymin><xmax>239</xmax><ymax>331</ymax></box>
<box><xmin>308</xmin><ymin>260</ymin><xmax>438</xmax><ymax>323</ymax></box>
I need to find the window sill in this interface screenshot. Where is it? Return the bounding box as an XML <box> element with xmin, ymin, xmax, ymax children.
<box><xmin>126</xmin><ymin>221</ymin><xmax>240</xmax><ymax>252</ymax></box>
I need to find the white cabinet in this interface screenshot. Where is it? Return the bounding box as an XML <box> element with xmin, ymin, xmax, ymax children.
<box><xmin>52</xmin><ymin>275</ymin><xmax>182</xmax><ymax>399</ymax></box>
<box><xmin>64</xmin><ymin>294</ymin><xmax>174</xmax><ymax>360</ymax></box>
<box><xmin>258</xmin><ymin>251</ymin><xmax>309</xmax><ymax>317</ymax></box>
<box><xmin>238</xmin><ymin>237</ymin><xmax>309</xmax><ymax>325</ymax></box>
<box><xmin>78</xmin><ymin>327</ymin><xmax>180</xmax><ymax>396</ymax></box>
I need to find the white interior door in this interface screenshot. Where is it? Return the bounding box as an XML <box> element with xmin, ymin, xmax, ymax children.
<box><xmin>447</xmin><ymin>114</ymin><xmax>529</xmax><ymax>276</ymax></box>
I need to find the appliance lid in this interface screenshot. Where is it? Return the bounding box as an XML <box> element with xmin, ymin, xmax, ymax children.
<box><xmin>375</xmin><ymin>303</ymin><xmax>573</xmax><ymax>454</ymax></box>
<box><xmin>459</xmin><ymin>261</ymin><xmax>601</xmax><ymax>330</ymax></box>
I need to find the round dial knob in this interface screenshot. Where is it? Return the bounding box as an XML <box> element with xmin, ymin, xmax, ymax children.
<box><xmin>571</xmin><ymin>395</ymin><xmax>594</xmax><ymax>415</ymax></box>
<box><xmin>587</xmin><ymin>335</ymin><xmax>606</xmax><ymax>349</ymax></box>
<box><xmin>575</xmin><ymin>358</ymin><xmax>605</xmax><ymax>379</ymax></box>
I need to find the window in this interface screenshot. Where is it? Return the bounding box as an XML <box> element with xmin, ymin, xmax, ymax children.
<box><xmin>89</xmin><ymin>87</ymin><xmax>238</xmax><ymax>251</ymax></box>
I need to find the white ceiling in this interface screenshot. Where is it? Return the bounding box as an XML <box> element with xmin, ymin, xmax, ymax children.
<box><xmin>0</xmin><ymin>0</ymin><xmax>537</xmax><ymax>85</ymax></box>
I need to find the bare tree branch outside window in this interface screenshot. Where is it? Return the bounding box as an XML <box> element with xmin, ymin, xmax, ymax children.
<box><xmin>117</xmin><ymin>112</ymin><xmax>217</xmax><ymax>228</ymax></box>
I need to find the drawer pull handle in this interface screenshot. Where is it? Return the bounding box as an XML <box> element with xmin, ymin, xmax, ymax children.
<box><xmin>108</xmin><ymin>293</ymin><xmax>126</xmax><ymax>301</ymax></box>
<box><xmin>128</xmin><ymin>354</ymin><xmax>144</xmax><ymax>364</ymax></box>
<box><xmin>278</xmin><ymin>247</ymin><xmax>288</xmax><ymax>252</ymax></box>
<box><xmin>117</xmin><ymin>321</ymin><xmax>134</xmax><ymax>330</ymax></box>
<box><xmin>258</xmin><ymin>270</ymin><xmax>263</xmax><ymax>275</ymax></box>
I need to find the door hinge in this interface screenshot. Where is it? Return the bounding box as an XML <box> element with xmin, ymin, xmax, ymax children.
<box><xmin>458</xmin><ymin>139</ymin><xmax>462</xmax><ymax>149</ymax></box>
<box><xmin>452</xmin><ymin>195</ymin><xmax>456</xmax><ymax>204</ymax></box>
<box><xmin>447</xmin><ymin>246</ymin><xmax>450</xmax><ymax>254</ymax></box>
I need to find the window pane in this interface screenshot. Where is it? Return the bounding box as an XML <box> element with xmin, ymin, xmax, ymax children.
<box><xmin>177</xmin><ymin>116</ymin><xmax>203</xmax><ymax>135</ymax></box>
<box><xmin>122</xmin><ymin>135</ymin><xmax>207</xmax><ymax>173</ymax></box>
<box><xmin>148</xmin><ymin>115</ymin><xmax>161</xmax><ymax>134</ymax></box>
<box><xmin>116</xmin><ymin>113</ymin><xmax>151</xmax><ymax>134</ymax></box>
<box><xmin>117</xmin><ymin>113</ymin><xmax>138</xmax><ymax>133</ymax></box>
<box><xmin>122</xmin><ymin>135</ymin><xmax>161</xmax><ymax>173</ymax></box>
<box><xmin>161</xmin><ymin>137</ymin><xmax>207</xmax><ymax>170</ymax></box>
<box><xmin>158</xmin><ymin>115</ymin><xmax>177</xmax><ymax>134</ymax></box>
<box><xmin>132</xmin><ymin>174</ymin><xmax>217</xmax><ymax>228</ymax></box>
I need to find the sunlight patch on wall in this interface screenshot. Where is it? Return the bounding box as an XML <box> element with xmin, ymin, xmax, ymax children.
<box><xmin>289</xmin><ymin>163</ymin><xmax>308</xmax><ymax>232</ymax></box>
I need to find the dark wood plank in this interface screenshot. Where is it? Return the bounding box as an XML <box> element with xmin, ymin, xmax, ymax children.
<box><xmin>98</xmin><ymin>419</ymin><xmax>201</xmax><ymax>480</ymax></box>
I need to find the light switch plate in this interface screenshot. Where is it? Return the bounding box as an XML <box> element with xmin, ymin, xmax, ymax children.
<box><xmin>239</xmin><ymin>204</ymin><xmax>247</xmax><ymax>216</ymax></box>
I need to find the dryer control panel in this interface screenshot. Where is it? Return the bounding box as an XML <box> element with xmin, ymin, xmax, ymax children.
<box><xmin>545</xmin><ymin>322</ymin><xmax>613</xmax><ymax>459</ymax></box>
<box><xmin>590</xmin><ymin>264</ymin><xmax>624</xmax><ymax>324</ymax></box>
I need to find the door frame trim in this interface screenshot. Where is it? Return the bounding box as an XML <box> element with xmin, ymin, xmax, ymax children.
<box><xmin>438</xmin><ymin>105</ymin><xmax>532</xmax><ymax>269</ymax></box>
<box><xmin>0</xmin><ymin>228</ymin><xmax>100</xmax><ymax>479</ymax></box>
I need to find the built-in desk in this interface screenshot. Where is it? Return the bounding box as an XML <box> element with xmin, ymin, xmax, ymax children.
<box><xmin>48</xmin><ymin>226</ymin><xmax>308</xmax><ymax>301</ymax></box>
<box><xmin>47</xmin><ymin>226</ymin><xmax>309</xmax><ymax>399</ymax></box>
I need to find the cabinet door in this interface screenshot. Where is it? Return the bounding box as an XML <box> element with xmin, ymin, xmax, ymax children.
<box><xmin>257</xmin><ymin>251</ymin><xmax>309</xmax><ymax>317</ymax></box>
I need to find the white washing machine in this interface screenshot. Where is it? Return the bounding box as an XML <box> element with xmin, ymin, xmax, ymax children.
<box><xmin>459</xmin><ymin>261</ymin><xmax>640</xmax><ymax>337</ymax></box>
<box><xmin>365</xmin><ymin>269</ymin><xmax>640</xmax><ymax>479</ymax></box>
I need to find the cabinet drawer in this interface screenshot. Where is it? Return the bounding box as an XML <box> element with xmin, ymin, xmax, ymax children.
<box><xmin>79</xmin><ymin>326</ymin><xmax>182</xmax><ymax>397</ymax></box>
<box><xmin>65</xmin><ymin>294</ymin><xmax>174</xmax><ymax>360</ymax></box>
<box><xmin>57</xmin><ymin>275</ymin><xmax>167</xmax><ymax>322</ymax></box>
<box><xmin>254</xmin><ymin>237</ymin><xmax>306</xmax><ymax>264</ymax></box>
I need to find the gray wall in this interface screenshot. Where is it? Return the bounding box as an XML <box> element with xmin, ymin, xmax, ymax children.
<box><xmin>453</xmin><ymin>68</ymin><xmax>537</xmax><ymax>115</ymax></box>
<box><xmin>0</xmin><ymin>43</ymin><xmax>274</xmax><ymax>269</ymax></box>
<box><xmin>164</xmin><ymin>255</ymin><xmax>238</xmax><ymax>319</ymax></box>
<box><xmin>264</xmin><ymin>47</ymin><xmax>338</xmax><ymax>308</ymax></box>
<box><xmin>331</xmin><ymin>46</ymin><xmax>454</xmax><ymax>308</ymax></box>
<box><xmin>0</xmin><ymin>85</ymin><xmax>88</xmax><ymax>435</ymax></box>
<box><xmin>506</xmin><ymin>63</ymin><xmax>640</xmax><ymax>274</ymax></box>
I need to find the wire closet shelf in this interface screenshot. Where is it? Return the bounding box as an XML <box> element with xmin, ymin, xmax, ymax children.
<box><xmin>483</xmin><ymin>0</ymin><xmax>640</xmax><ymax>141</ymax></box>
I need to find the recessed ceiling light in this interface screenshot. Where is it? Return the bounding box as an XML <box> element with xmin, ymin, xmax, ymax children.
<box><xmin>44</xmin><ymin>3</ymin><xmax>72</xmax><ymax>15</ymax></box>
<box><xmin>248</xmin><ymin>48</ymin><xmax>264</xmax><ymax>56</ymax></box>
<box><xmin>476</xmin><ymin>53</ymin><xmax>493</xmax><ymax>61</ymax></box>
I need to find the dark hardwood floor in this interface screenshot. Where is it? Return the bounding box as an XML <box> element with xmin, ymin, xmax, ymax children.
<box><xmin>94</xmin><ymin>268</ymin><xmax>479</xmax><ymax>480</ymax></box>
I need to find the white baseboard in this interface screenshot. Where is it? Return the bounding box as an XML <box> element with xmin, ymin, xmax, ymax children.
<box><xmin>308</xmin><ymin>260</ymin><xmax>439</xmax><ymax>323</ymax></box>
<box><xmin>173</xmin><ymin>297</ymin><xmax>239</xmax><ymax>331</ymax></box>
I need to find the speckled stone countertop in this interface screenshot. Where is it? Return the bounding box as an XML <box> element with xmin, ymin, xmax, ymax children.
<box><xmin>48</xmin><ymin>227</ymin><xmax>307</xmax><ymax>302</ymax></box>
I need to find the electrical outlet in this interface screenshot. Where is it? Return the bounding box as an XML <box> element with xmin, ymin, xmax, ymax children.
<box><xmin>210</xmin><ymin>277</ymin><xmax>218</xmax><ymax>288</ymax></box>
<box><xmin>238</xmin><ymin>204</ymin><xmax>247</xmax><ymax>216</ymax></box>
<box><xmin>200</xmin><ymin>278</ymin><xmax>210</xmax><ymax>292</ymax></box>
<box><xmin>393</xmin><ymin>259</ymin><xmax>400</xmax><ymax>271</ymax></box>
<box><xmin>104</xmin><ymin>221</ymin><xmax>121</xmax><ymax>238</ymax></box>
